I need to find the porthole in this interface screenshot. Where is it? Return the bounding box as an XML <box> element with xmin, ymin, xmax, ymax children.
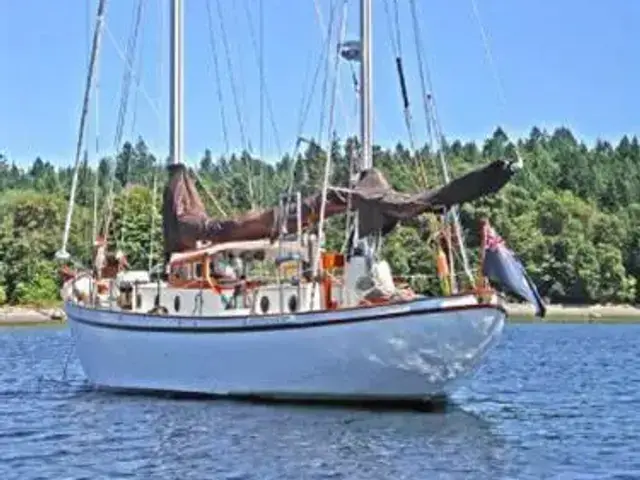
<box><xmin>174</xmin><ymin>295</ymin><xmax>181</xmax><ymax>312</ymax></box>
<box><xmin>135</xmin><ymin>293</ymin><xmax>142</xmax><ymax>310</ymax></box>
<box><xmin>260</xmin><ymin>296</ymin><xmax>270</xmax><ymax>314</ymax></box>
<box><xmin>288</xmin><ymin>295</ymin><xmax>298</xmax><ymax>313</ymax></box>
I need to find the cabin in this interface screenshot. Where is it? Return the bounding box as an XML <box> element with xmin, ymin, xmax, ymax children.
<box><xmin>117</xmin><ymin>238</ymin><xmax>354</xmax><ymax>317</ymax></box>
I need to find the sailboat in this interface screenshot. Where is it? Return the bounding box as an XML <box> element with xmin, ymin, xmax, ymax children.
<box><xmin>57</xmin><ymin>0</ymin><xmax>532</xmax><ymax>403</ymax></box>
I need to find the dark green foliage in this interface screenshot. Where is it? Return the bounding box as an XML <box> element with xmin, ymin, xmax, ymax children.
<box><xmin>1</xmin><ymin>127</ymin><xmax>638</xmax><ymax>306</ymax></box>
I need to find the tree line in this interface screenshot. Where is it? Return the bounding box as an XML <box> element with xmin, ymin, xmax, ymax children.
<box><xmin>1</xmin><ymin>126</ymin><xmax>639</xmax><ymax>307</ymax></box>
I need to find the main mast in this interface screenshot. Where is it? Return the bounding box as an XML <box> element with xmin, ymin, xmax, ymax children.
<box><xmin>360</xmin><ymin>0</ymin><xmax>372</xmax><ymax>171</ymax></box>
<box><xmin>349</xmin><ymin>0</ymin><xmax>373</xmax><ymax>253</ymax></box>
<box><xmin>169</xmin><ymin>0</ymin><xmax>184</xmax><ymax>165</ymax></box>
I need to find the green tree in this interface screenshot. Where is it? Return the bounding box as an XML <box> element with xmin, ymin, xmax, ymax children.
<box><xmin>2</xmin><ymin>127</ymin><xmax>640</xmax><ymax>307</ymax></box>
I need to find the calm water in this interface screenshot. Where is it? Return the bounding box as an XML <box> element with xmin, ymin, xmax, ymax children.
<box><xmin>0</xmin><ymin>323</ymin><xmax>638</xmax><ymax>480</ymax></box>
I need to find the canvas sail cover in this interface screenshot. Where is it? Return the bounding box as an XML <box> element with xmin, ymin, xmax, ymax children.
<box><xmin>163</xmin><ymin>159</ymin><xmax>517</xmax><ymax>255</ymax></box>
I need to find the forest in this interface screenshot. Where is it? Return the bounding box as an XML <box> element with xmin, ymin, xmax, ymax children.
<box><xmin>1</xmin><ymin>125</ymin><xmax>639</xmax><ymax>308</ymax></box>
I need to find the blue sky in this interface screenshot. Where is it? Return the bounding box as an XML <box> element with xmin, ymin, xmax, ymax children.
<box><xmin>1</xmin><ymin>0</ymin><xmax>638</xmax><ymax>167</ymax></box>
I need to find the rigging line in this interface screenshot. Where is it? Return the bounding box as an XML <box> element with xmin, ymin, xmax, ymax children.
<box><xmin>322</xmin><ymin>0</ymin><xmax>350</xmax><ymax>149</ymax></box>
<box><xmin>294</xmin><ymin>45</ymin><xmax>322</xmax><ymax>146</ymax></box>
<box><xmin>408</xmin><ymin>2</ymin><xmax>464</xmax><ymax>250</ymax></box>
<box><xmin>287</xmin><ymin>2</ymin><xmax>344</xmax><ymax>217</ymax></box>
<box><xmin>213</xmin><ymin>0</ymin><xmax>255</xmax><ymax>207</ymax></box>
<box><xmin>315</xmin><ymin>0</ymin><xmax>336</xmax><ymax>149</ymax></box>
<box><xmin>189</xmin><ymin>168</ymin><xmax>228</xmax><ymax>217</ymax></box>
<box><xmin>408</xmin><ymin>0</ymin><xmax>474</xmax><ymax>286</ymax></box>
<box><xmin>285</xmin><ymin>0</ymin><xmax>346</xmax><ymax>206</ymax></box>
<box><xmin>148</xmin><ymin>166</ymin><xmax>158</xmax><ymax>271</ymax></box>
<box><xmin>85</xmin><ymin>0</ymin><xmax>91</xmax><ymax>71</ymax></box>
<box><xmin>392</xmin><ymin>0</ymin><xmax>402</xmax><ymax>58</ymax></box>
<box><xmin>121</xmin><ymin>5</ymin><xmax>148</xmax><ymax>251</ymax></box>
<box><xmin>241</xmin><ymin>0</ymin><xmax>282</xmax><ymax>157</ymax></box>
<box><xmin>204</xmin><ymin>0</ymin><xmax>230</xmax><ymax>156</ymax></box>
<box><xmin>241</xmin><ymin>0</ymin><xmax>283</xmax><ymax>208</ymax></box>
<box><xmin>340</xmin><ymin>9</ymin><xmax>360</xmax><ymax>139</ymax></box>
<box><xmin>309</xmin><ymin>0</ymin><xmax>348</xmax><ymax>309</ymax></box>
<box><xmin>113</xmin><ymin>0</ymin><xmax>145</xmax><ymax>150</ymax></box>
<box><xmin>283</xmin><ymin>0</ymin><xmax>339</xmax><ymax>204</ymax></box>
<box><xmin>469</xmin><ymin>0</ymin><xmax>506</xmax><ymax>103</ymax></box>
<box><xmin>100</xmin><ymin>7</ymin><xmax>158</xmax><ymax>245</ymax></box>
<box><xmin>402</xmin><ymin>7</ymin><xmax>434</xmax><ymax>157</ymax></box>
<box><xmin>230</xmin><ymin>1</ymin><xmax>253</xmax><ymax>152</ymax></box>
<box><xmin>382</xmin><ymin>0</ymin><xmax>399</xmax><ymax>56</ymax></box>
<box><xmin>390</xmin><ymin>0</ymin><xmax>423</xmax><ymax>185</ymax></box>
<box><xmin>259</xmin><ymin>0</ymin><xmax>264</xmax><ymax>205</ymax></box>
<box><xmin>129</xmin><ymin>14</ymin><xmax>146</xmax><ymax>138</ymax></box>
<box><xmin>148</xmin><ymin>0</ymin><xmax>165</xmax><ymax>271</ymax></box>
<box><xmin>214</xmin><ymin>0</ymin><xmax>249</xmax><ymax>151</ymax></box>
<box><xmin>282</xmin><ymin>7</ymin><xmax>337</xmax><ymax>205</ymax></box>
<box><xmin>91</xmin><ymin>144</ymin><xmax>100</xmax><ymax>245</ymax></box>
<box><xmin>312</xmin><ymin>0</ymin><xmax>356</xmax><ymax>141</ymax></box>
<box><xmin>294</xmin><ymin>1</ymin><xmax>336</xmax><ymax>147</ymax></box>
<box><xmin>57</xmin><ymin>0</ymin><xmax>108</xmax><ymax>260</ymax></box>
<box><xmin>408</xmin><ymin>2</ymin><xmax>450</xmax><ymax>181</ymax></box>
<box><xmin>102</xmin><ymin>0</ymin><xmax>145</xmax><ymax>250</ymax></box>
<box><xmin>390</xmin><ymin>0</ymin><xmax>415</xmax><ymax>152</ymax></box>
<box><xmin>469</xmin><ymin>0</ymin><xmax>523</xmax><ymax>167</ymax></box>
<box><xmin>115</xmin><ymin>143</ymin><xmax>133</xmax><ymax>250</ymax></box>
<box><xmin>294</xmin><ymin>0</ymin><xmax>343</xmax><ymax>149</ymax></box>
<box><xmin>103</xmin><ymin>23</ymin><xmax>161</xmax><ymax>119</ymax></box>
<box><xmin>381</xmin><ymin>0</ymin><xmax>424</xmax><ymax>189</ymax></box>
<box><xmin>157</xmin><ymin>0</ymin><xmax>167</xmax><ymax>154</ymax></box>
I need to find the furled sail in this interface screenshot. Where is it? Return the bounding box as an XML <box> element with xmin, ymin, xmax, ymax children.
<box><xmin>163</xmin><ymin>159</ymin><xmax>518</xmax><ymax>256</ymax></box>
<box><xmin>162</xmin><ymin>164</ymin><xmax>345</xmax><ymax>255</ymax></box>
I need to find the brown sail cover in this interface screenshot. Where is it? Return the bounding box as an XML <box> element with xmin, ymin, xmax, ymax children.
<box><xmin>163</xmin><ymin>159</ymin><xmax>516</xmax><ymax>255</ymax></box>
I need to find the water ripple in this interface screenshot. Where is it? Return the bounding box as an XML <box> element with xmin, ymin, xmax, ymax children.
<box><xmin>0</xmin><ymin>323</ymin><xmax>638</xmax><ymax>479</ymax></box>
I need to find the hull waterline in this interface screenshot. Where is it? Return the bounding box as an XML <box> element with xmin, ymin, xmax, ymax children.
<box><xmin>65</xmin><ymin>297</ymin><xmax>505</xmax><ymax>403</ymax></box>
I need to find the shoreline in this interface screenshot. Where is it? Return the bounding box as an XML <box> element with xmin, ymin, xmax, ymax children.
<box><xmin>2</xmin><ymin>303</ymin><xmax>640</xmax><ymax>327</ymax></box>
<box><xmin>505</xmin><ymin>303</ymin><xmax>640</xmax><ymax>323</ymax></box>
<box><xmin>0</xmin><ymin>307</ymin><xmax>66</xmax><ymax>327</ymax></box>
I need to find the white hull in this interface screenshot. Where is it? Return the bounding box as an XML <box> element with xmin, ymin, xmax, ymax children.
<box><xmin>66</xmin><ymin>294</ymin><xmax>505</xmax><ymax>402</ymax></box>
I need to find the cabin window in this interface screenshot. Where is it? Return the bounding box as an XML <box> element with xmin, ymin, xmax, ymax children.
<box><xmin>136</xmin><ymin>293</ymin><xmax>142</xmax><ymax>310</ymax></box>
<box><xmin>172</xmin><ymin>264</ymin><xmax>190</xmax><ymax>280</ymax></box>
<box><xmin>288</xmin><ymin>295</ymin><xmax>298</xmax><ymax>313</ymax></box>
<box><xmin>259</xmin><ymin>296</ymin><xmax>270</xmax><ymax>314</ymax></box>
<box><xmin>194</xmin><ymin>262</ymin><xmax>203</xmax><ymax>279</ymax></box>
<box><xmin>174</xmin><ymin>295</ymin><xmax>181</xmax><ymax>312</ymax></box>
<box><xmin>210</xmin><ymin>256</ymin><xmax>238</xmax><ymax>281</ymax></box>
